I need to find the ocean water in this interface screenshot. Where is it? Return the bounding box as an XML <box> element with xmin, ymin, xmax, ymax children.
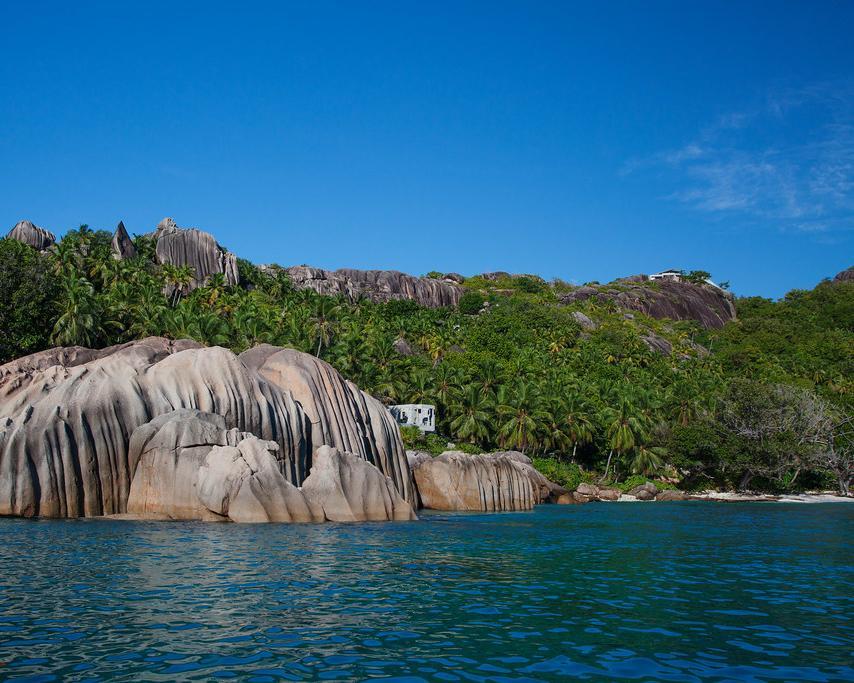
<box><xmin>0</xmin><ymin>503</ymin><xmax>852</xmax><ymax>682</ymax></box>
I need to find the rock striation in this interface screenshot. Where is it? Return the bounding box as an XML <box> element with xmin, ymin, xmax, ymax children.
<box><xmin>285</xmin><ymin>265</ymin><xmax>461</xmax><ymax>308</ymax></box>
<box><xmin>123</xmin><ymin>412</ymin><xmax>413</xmax><ymax>522</ymax></box>
<box><xmin>110</xmin><ymin>221</ymin><xmax>137</xmax><ymax>260</ymax></box>
<box><xmin>6</xmin><ymin>220</ymin><xmax>56</xmax><ymax>251</ymax></box>
<box><xmin>560</xmin><ymin>278</ymin><xmax>736</xmax><ymax>330</ymax></box>
<box><xmin>410</xmin><ymin>451</ymin><xmax>536</xmax><ymax>512</ymax></box>
<box><xmin>150</xmin><ymin>218</ymin><xmax>239</xmax><ymax>290</ymax></box>
<box><xmin>833</xmin><ymin>266</ymin><xmax>854</xmax><ymax>282</ymax></box>
<box><xmin>0</xmin><ymin>338</ymin><xmax>414</xmax><ymax>519</ymax></box>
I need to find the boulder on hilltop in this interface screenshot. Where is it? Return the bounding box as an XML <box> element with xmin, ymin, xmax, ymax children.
<box><xmin>6</xmin><ymin>220</ymin><xmax>56</xmax><ymax>251</ymax></box>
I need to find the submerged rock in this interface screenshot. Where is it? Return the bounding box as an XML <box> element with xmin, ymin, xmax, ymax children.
<box><xmin>6</xmin><ymin>220</ymin><xmax>55</xmax><ymax>251</ymax></box>
<box><xmin>286</xmin><ymin>265</ymin><xmax>461</xmax><ymax>308</ymax></box>
<box><xmin>0</xmin><ymin>338</ymin><xmax>414</xmax><ymax>519</ymax></box>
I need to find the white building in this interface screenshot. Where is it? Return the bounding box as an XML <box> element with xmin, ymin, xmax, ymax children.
<box><xmin>649</xmin><ymin>269</ymin><xmax>724</xmax><ymax>290</ymax></box>
<box><xmin>390</xmin><ymin>404</ymin><xmax>436</xmax><ymax>432</ymax></box>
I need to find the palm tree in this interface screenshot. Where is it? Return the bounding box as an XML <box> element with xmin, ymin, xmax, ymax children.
<box><xmin>629</xmin><ymin>444</ymin><xmax>666</xmax><ymax>477</ymax></box>
<box><xmin>52</xmin><ymin>276</ymin><xmax>102</xmax><ymax>347</ymax></box>
<box><xmin>449</xmin><ymin>385</ymin><xmax>493</xmax><ymax>445</ymax></box>
<box><xmin>601</xmin><ymin>394</ymin><xmax>648</xmax><ymax>482</ymax></box>
<box><xmin>559</xmin><ymin>394</ymin><xmax>595</xmax><ymax>461</ymax></box>
<box><xmin>496</xmin><ymin>382</ymin><xmax>546</xmax><ymax>454</ymax></box>
<box><xmin>310</xmin><ymin>298</ymin><xmax>341</xmax><ymax>356</ymax></box>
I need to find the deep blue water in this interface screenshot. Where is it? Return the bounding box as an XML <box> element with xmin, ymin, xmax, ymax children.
<box><xmin>0</xmin><ymin>503</ymin><xmax>852</xmax><ymax>682</ymax></box>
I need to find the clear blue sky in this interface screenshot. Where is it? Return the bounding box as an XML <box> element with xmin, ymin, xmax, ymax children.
<box><xmin>2</xmin><ymin>1</ymin><xmax>852</xmax><ymax>298</ymax></box>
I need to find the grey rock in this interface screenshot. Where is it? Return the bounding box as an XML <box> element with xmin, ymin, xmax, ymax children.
<box><xmin>443</xmin><ymin>272</ymin><xmax>465</xmax><ymax>284</ymax></box>
<box><xmin>560</xmin><ymin>279</ymin><xmax>736</xmax><ymax>330</ymax></box>
<box><xmin>641</xmin><ymin>333</ymin><xmax>673</xmax><ymax>356</ymax></box>
<box><xmin>6</xmin><ymin>220</ymin><xmax>55</xmax><ymax>251</ymax></box>
<box><xmin>411</xmin><ymin>450</ymin><xmax>535</xmax><ymax>511</ymax></box>
<box><xmin>152</xmin><ymin>217</ymin><xmax>239</xmax><ymax>290</ymax></box>
<box><xmin>629</xmin><ymin>482</ymin><xmax>659</xmax><ymax>497</ymax></box>
<box><xmin>110</xmin><ymin>221</ymin><xmax>137</xmax><ymax>260</ymax></box>
<box><xmin>393</xmin><ymin>337</ymin><xmax>415</xmax><ymax>356</ymax></box>
<box><xmin>576</xmin><ymin>482</ymin><xmax>600</xmax><ymax>497</ymax></box>
<box><xmin>301</xmin><ymin>445</ymin><xmax>417</xmax><ymax>522</ymax></box>
<box><xmin>571</xmin><ymin>311</ymin><xmax>597</xmax><ymax>330</ymax></box>
<box><xmin>833</xmin><ymin>267</ymin><xmax>854</xmax><ymax>282</ymax></box>
<box><xmin>655</xmin><ymin>489</ymin><xmax>687</xmax><ymax>501</ymax></box>
<box><xmin>286</xmin><ymin>265</ymin><xmax>461</xmax><ymax>308</ymax></box>
<box><xmin>596</xmin><ymin>487</ymin><xmax>621</xmax><ymax>501</ymax></box>
<box><xmin>0</xmin><ymin>339</ymin><xmax>413</xmax><ymax>519</ymax></box>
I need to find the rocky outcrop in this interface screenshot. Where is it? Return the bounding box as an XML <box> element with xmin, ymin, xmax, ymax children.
<box><xmin>641</xmin><ymin>333</ymin><xmax>672</xmax><ymax>356</ymax></box>
<box><xmin>150</xmin><ymin>218</ymin><xmax>239</xmax><ymax>290</ymax></box>
<box><xmin>491</xmin><ymin>451</ymin><xmax>568</xmax><ymax>503</ymax></box>
<box><xmin>655</xmin><ymin>489</ymin><xmax>687</xmax><ymax>501</ymax></box>
<box><xmin>833</xmin><ymin>267</ymin><xmax>854</xmax><ymax>282</ymax></box>
<box><xmin>240</xmin><ymin>345</ymin><xmax>415</xmax><ymax>504</ymax></box>
<box><xmin>0</xmin><ymin>338</ymin><xmax>413</xmax><ymax>519</ymax></box>
<box><xmin>411</xmin><ymin>451</ymin><xmax>535</xmax><ymax>511</ymax></box>
<box><xmin>285</xmin><ymin>265</ymin><xmax>461</xmax><ymax>308</ymax></box>
<box><xmin>6</xmin><ymin>220</ymin><xmax>55</xmax><ymax>251</ymax></box>
<box><xmin>124</xmin><ymin>412</ymin><xmax>414</xmax><ymax>523</ymax></box>
<box><xmin>560</xmin><ymin>278</ymin><xmax>736</xmax><ymax>330</ymax></box>
<box><xmin>574</xmin><ymin>482</ymin><xmax>620</xmax><ymax>502</ymax></box>
<box><xmin>110</xmin><ymin>221</ymin><xmax>137</xmax><ymax>260</ymax></box>
<box><xmin>301</xmin><ymin>445</ymin><xmax>416</xmax><ymax>522</ymax></box>
<box><xmin>628</xmin><ymin>482</ymin><xmax>659</xmax><ymax>500</ymax></box>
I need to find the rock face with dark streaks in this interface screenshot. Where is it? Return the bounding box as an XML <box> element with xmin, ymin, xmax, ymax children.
<box><xmin>110</xmin><ymin>221</ymin><xmax>137</xmax><ymax>260</ymax></box>
<box><xmin>285</xmin><ymin>265</ymin><xmax>462</xmax><ymax>308</ymax></box>
<box><xmin>0</xmin><ymin>338</ymin><xmax>414</xmax><ymax>520</ymax></box>
<box><xmin>833</xmin><ymin>267</ymin><xmax>854</xmax><ymax>282</ymax></box>
<box><xmin>411</xmin><ymin>451</ymin><xmax>535</xmax><ymax>511</ymax></box>
<box><xmin>560</xmin><ymin>277</ymin><xmax>736</xmax><ymax>330</ymax></box>
<box><xmin>151</xmin><ymin>218</ymin><xmax>239</xmax><ymax>290</ymax></box>
<box><xmin>6</xmin><ymin>220</ymin><xmax>56</xmax><ymax>251</ymax></box>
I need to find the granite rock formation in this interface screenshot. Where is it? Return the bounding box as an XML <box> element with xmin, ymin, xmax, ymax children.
<box><xmin>301</xmin><ymin>445</ymin><xmax>417</xmax><ymax>521</ymax></box>
<box><xmin>110</xmin><ymin>221</ymin><xmax>137</xmax><ymax>260</ymax></box>
<box><xmin>0</xmin><ymin>338</ymin><xmax>414</xmax><ymax>519</ymax></box>
<box><xmin>285</xmin><ymin>265</ymin><xmax>461</xmax><ymax>308</ymax></box>
<box><xmin>833</xmin><ymin>266</ymin><xmax>854</xmax><ymax>282</ymax></box>
<box><xmin>411</xmin><ymin>451</ymin><xmax>535</xmax><ymax>511</ymax></box>
<box><xmin>150</xmin><ymin>218</ymin><xmax>239</xmax><ymax>290</ymax></box>
<box><xmin>560</xmin><ymin>278</ymin><xmax>736</xmax><ymax>330</ymax></box>
<box><xmin>6</xmin><ymin>220</ymin><xmax>56</xmax><ymax>251</ymax></box>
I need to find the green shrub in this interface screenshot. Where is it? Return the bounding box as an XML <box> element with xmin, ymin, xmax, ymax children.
<box><xmin>532</xmin><ymin>457</ymin><xmax>585</xmax><ymax>490</ymax></box>
<box><xmin>458</xmin><ymin>291</ymin><xmax>485</xmax><ymax>315</ymax></box>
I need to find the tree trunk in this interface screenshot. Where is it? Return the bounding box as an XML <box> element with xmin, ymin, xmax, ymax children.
<box><xmin>572</xmin><ymin>443</ymin><xmax>577</xmax><ymax>462</ymax></box>
<box><xmin>599</xmin><ymin>450</ymin><xmax>614</xmax><ymax>484</ymax></box>
<box><xmin>738</xmin><ymin>470</ymin><xmax>754</xmax><ymax>492</ymax></box>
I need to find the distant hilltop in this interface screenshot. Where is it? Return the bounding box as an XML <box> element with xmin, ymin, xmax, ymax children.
<box><xmin>10</xmin><ymin>216</ymin><xmax>847</xmax><ymax>330</ymax></box>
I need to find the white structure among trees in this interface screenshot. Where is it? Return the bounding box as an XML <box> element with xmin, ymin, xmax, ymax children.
<box><xmin>390</xmin><ymin>404</ymin><xmax>436</xmax><ymax>432</ymax></box>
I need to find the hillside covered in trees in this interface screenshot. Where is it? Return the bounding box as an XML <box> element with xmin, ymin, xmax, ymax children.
<box><xmin>1</xmin><ymin>223</ymin><xmax>851</xmax><ymax>495</ymax></box>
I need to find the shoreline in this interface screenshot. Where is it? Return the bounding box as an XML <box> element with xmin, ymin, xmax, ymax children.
<box><xmin>616</xmin><ymin>491</ymin><xmax>854</xmax><ymax>503</ymax></box>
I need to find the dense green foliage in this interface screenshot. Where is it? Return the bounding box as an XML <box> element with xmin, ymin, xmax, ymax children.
<box><xmin>1</xmin><ymin>227</ymin><xmax>851</xmax><ymax>494</ymax></box>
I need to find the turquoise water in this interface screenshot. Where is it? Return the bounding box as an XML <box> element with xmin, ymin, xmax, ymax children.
<box><xmin>0</xmin><ymin>503</ymin><xmax>852</xmax><ymax>682</ymax></box>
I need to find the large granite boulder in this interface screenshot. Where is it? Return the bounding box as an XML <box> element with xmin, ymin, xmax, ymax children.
<box><xmin>286</xmin><ymin>265</ymin><xmax>461</xmax><ymax>308</ymax></box>
<box><xmin>110</xmin><ymin>221</ymin><xmax>137</xmax><ymax>260</ymax></box>
<box><xmin>490</xmin><ymin>451</ymin><xmax>568</xmax><ymax>503</ymax></box>
<box><xmin>0</xmin><ymin>338</ymin><xmax>413</xmax><ymax>519</ymax></box>
<box><xmin>125</xmin><ymin>411</ymin><xmax>413</xmax><ymax>523</ymax></box>
<box><xmin>301</xmin><ymin>445</ymin><xmax>416</xmax><ymax>522</ymax></box>
<box><xmin>833</xmin><ymin>267</ymin><xmax>854</xmax><ymax>282</ymax></box>
<box><xmin>6</xmin><ymin>220</ymin><xmax>55</xmax><ymax>251</ymax></box>
<box><xmin>151</xmin><ymin>218</ymin><xmax>239</xmax><ymax>290</ymax></box>
<box><xmin>240</xmin><ymin>345</ymin><xmax>415</xmax><ymax>504</ymax></box>
<box><xmin>560</xmin><ymin>278</ymin><xmax>736</xmax><ymax>330</ymax></box>
<box><xmin>411</xmin><ymin>451</ymin><xmax>535</xmax><ymax>511</ymax></box>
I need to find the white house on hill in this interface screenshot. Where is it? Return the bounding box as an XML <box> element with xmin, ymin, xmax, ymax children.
<box><xmin>390</xmin><ymin>404</ymin><xmax>436</xmax><ymax>432</ymax></box>
<box><xmin>649</xmin><ymin>269</ymin><xmax>723</xmax><ymax>290</ymax></box>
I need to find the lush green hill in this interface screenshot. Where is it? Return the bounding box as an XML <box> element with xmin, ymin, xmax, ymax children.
<box><xmin>1</xmin><ymin>226</ymin><xmax>851</xmax><ymax>494</ymax></box>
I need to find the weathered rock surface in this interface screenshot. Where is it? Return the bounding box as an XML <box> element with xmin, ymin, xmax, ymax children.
<box><xmin>571</xmin><ymin>311</ymin><xmax>597</xmax><ymax>331</ymax></box>
<box><xmin>302</xmin><ymin>445</ymin><xmax>416</xmax><ymax>522</ymax></box>
<box><xmin>110</xmin><ymin>221</ymin><xmax>137</xmax><ymax>260</ymax></box>
<box><xmin>411</xmin><ymin>451</ymin><xmax>535</xmax><ymax>511</ymax></box>
<box><xmin>833</xmin><ymin>267</ymin><xmax>854</xmax><ymax>282</ymax></box>
<box><xmin>560</xmin><ymin>278</ymin><xmax>736</xmax><ymax>330</ymax></box>
<box><xmin>240</xmin><ymin>345</ymin><xmax>415</xmax><ymax>504</ymax></box>
<box><xmin>285</xmin><ymin>265</ymin><xmax>461</xmax><ymax>308</ymax></box>
<box><xmin>6</xmin><ymin>220</ymin><xmax>55</xmax><ymax>251</ymax></box>
<box><xmin>628</xmin><ymin>483</ymin><xmax>659</xmax><ymax>500</ymax></box>
<box><xmin>491</xmin><ymin>451</ymin><xmax>568</xmax><ymax>503</ymax></box>
<box><xmin>150</xmin><ymin>218</ymin><xmax>239</xmax><ymax>290</ymax></box>
<box><xmin>574</xmin><ymin>482</ymin><xmax>620</xmax><ymax>502</ymax></box>
<box><xmin>125</xmin><ymin>412</ymin><xmax>413</xmax><ymax>523</ymax></box>
<box><xmin>641</xmin><ymin>333</ymin><xmax>673</xmax><ymax>356</ymax></box>
<box><xmin>656</xmin><ymin>489</ymin><xmax>688</xmax><ymax>501</ymax></box>
<box><xmin>0</xmin><ymin>338</ymin><xmax>413</xmax><ymax>519</ymax></box>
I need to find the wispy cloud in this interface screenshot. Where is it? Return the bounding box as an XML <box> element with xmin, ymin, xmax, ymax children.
<box><xmin>625</xmin><ymin>82</ymin><xmax>854</xmax><ymax>234</ymax></box>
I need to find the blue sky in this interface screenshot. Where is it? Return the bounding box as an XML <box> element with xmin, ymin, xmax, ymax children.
<box><xmin>1</xmin><ymin>1</ymin><xmax>852</xmax><ymax>298</ymax></box>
